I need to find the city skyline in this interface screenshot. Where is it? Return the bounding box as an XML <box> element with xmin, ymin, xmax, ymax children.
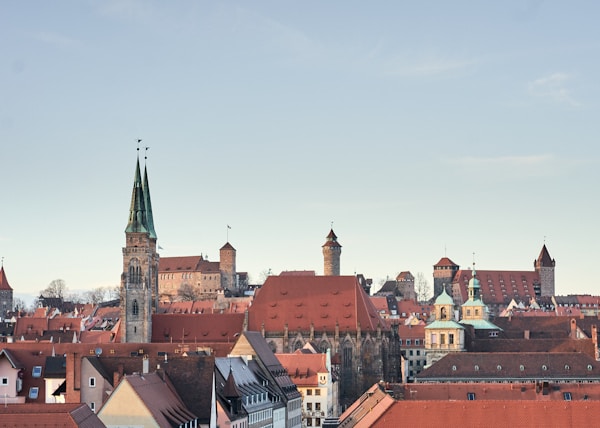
<box><xmin>1</xmin><ymin>2</ymin><xmax>599</xmax><ymax>301</ymax></box>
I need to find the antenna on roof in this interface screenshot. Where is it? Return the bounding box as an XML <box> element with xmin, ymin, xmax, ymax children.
<box><xmin>472</xmin><ymin>252</ymin><xmax>476</xmax><ymax>271</ymax></box>
<box><xmin>1</xmin><ymin>256</ymin><xmax>3</xmax><ymax>268</ymax></box>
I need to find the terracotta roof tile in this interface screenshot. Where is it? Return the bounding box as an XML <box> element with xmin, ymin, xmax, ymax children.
<box><xmin>434</xmin><ymin>257</ymin><xmax>458</xmax><ymax>267</ymax></box>
<box><xmin>373</xmin><ymin>400</ymin><xmax>600</xmax><ymax>427</ymax></box>
<box><xmin>151</xmin><ymin>313</ymin><xmax>245</xmax><ymax>343</ymax></box>
<box><xmin>248</xmin><ymin>276</ymin><xmax>386</xmax><ymax>333</ymax></box>
<box><xmin>0</xmin><ymin>403</ymin><xmax>104</xmax><ymax>427</ymax></box>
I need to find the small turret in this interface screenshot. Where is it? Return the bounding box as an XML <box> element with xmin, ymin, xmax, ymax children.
<box><xmin>322</xmin><ymin>229</ymin><xmax>342</xmax><ymax>276</ymax></box>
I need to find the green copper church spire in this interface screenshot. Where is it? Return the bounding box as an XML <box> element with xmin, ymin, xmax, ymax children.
<box><xmin>125</xmin><ymin>152</ymin><xmax>149</xmax><ymax>234</ymax></box>
<box><xmin>142</xmin><ymin>147</ymin><xmax>157</xmax><ymax>239</ymax></box>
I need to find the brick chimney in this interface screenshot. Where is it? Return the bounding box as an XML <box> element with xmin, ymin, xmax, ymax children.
<box><xmin>65</xmin><ymin>352</ymin><xmax>81</xmax><ymax>403</ymax></box>
<box><xmin>570</xmin><ymin>318</ymin><xmax>577</xmax><ymax>339</ymax></box>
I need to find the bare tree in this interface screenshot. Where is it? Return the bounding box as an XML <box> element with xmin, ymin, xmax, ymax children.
<box><xmin>415</xmin><ymin>272</ymin><xmax>431</xmax><ymax>303</ymax></box>
<box><xmin>177</xmin><ymin>283</ymin><xmax>200</xmax><ymax>301</ymax></box>
<box><xmin>41</xmin><ymin>279</ymin><xmax>67</xmax><ymax>299</ymax></box>
<box><xmin>83</xmin><ymin>287</ymin><xmax>108</xmax><ymax>305</ymax></box>
<box><xmin>13</xmin><ymin>297</ymin><xmax>26</xmax><ymax>312</ymax></box>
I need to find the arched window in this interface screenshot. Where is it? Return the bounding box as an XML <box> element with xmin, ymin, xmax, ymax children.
<box><xmin>128</xmin><ymin>259</ymin><xmax>142</xmax><ymax>286</ymax></box>
<box><xmin>132</xmin><ymin>299</ymin><xmax>139</xmax><ymax>316</ymax></box>
<box><xmin>440</xmin><ymin>307</ymin><xmax>447</xmax><ymax>320</ymax></box>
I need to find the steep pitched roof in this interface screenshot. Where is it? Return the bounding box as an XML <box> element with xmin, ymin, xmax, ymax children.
<box><xmin>0</xmin><ymin>266</ymin><xmax>12</xmax><ymax>291</ymax></box>
<box><xmin>536</xmin><ymin>244</ymin><xmax>555</xmax><ymax>267</ymax></box>
<box><xmin>338</xmin><ymin>383</ymin><xmax>395</xmax><ymax>428</ymax></box>
<box><xmin>248</xmin><ymin>275</ymin><xmax>385</xmax><ymax>332</ymax></box>
<box><xmin>453</xmin><ymin>269</ymin><xmax>540</xmax><ymax>305</ymax></box>
<box><xmin>104</xmin><ymin>372</ymin><xmax>197</xmax><ymax>426</ymax></box>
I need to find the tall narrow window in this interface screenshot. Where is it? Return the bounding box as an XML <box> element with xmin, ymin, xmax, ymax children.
<box><xmin>132</xmin><ymin>299</ymin><xmax>139</xmax><ymax>316</ymax></box>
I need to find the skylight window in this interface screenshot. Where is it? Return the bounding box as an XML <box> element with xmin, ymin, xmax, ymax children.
<box><xmin>29</xmin><ymin>387</ymin><xmax>39</xmax><ymax>399</ymax></box>
<box><xmin>563</xmin><ymin>392</ymin><xmax>572</xmax><ymax>401</ymax></box>
<box><xmin>467</xmin><ymin>392</ymin><xmax>476</xmax><ymax>400</ymax></box>
<box><xmin>32</xmin><ymin>366</ymin><xmax>42</xmax><ymax>378</ymax></box>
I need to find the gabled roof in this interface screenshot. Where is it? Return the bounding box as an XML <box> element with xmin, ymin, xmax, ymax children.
<box><xmin>104</xmin><ymin>372</ymin><xmax>197</xmax><ymax>427</ymax></box>
<box><xmin>276</xmin><ymin>352</ymin><xmax>328</xmax><ymax>387</ymax></box>
<box><xmin>0</xmin><ymin>266</ymin><xmax>12</xmax><ymax>291</ymax></box>
<box><xmin>0</xmin><ymin>348</ymin><xmax>24</xmax><ymax>368</ymax></box>
<box><xmin>248</xmin><ymin>276</ymin><xmax>385</xmax><ymax>333</ymax></box>
<box><xmin>338</xmin><ymin>383</ymin><xmax>395</xmax><ymax>428</ymax></box>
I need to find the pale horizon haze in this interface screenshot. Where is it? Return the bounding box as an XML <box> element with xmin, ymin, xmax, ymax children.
<box><xmin>1</xmin><ymin>1</ymin><xmax>599</xmax><ymax>303</ymax></box>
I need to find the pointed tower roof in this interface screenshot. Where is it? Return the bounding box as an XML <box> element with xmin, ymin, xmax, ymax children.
<box><xmin>434</xmin><ymin>257</ymin><xmax>459</xmax><ymax>268</ymax></box>
<box><xmin>0</xmin><ymin>266</ymin><xmax>12</xmax><ymax>291</ymax></box>
<box><xmin>223</xmin><ymin>367</ymin><xmax>241</xmax><ymax>399</ymax></box>
<box><xmin>536</xmin><ymin>244</ymin><xmax>555</xmax><ymax>267</ymax></box>
<box><xmin>220</xmin><ymin>242</ymin><xmax>236</xmax><ymax>251</ymax></box>
<box><xmin>125</xmin><ymin>157</ymin><xmax>149</xmax><ymax>234</ymax></box>
<box><xmin>143</xmin><ymin>164</ymin><xmax>157</xmax><ymax>239</ymax></box>
<box><xmin>322</xmin><ymin>229</ymin><xmax>342</xmax><ymax>248</ymax></box>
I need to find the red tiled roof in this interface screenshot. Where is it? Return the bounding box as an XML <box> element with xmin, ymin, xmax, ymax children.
<box><xmin>453</xmin><ymin>269</ymin><xmax>540</xmax><ymax>305</ymax></box>
<box><xmin>0</xmin><ymin>403</ymin><xmax>104</xmax><ymax>427</ymax></box>
<box><xmin>396</xmin><ymin>271</ymin><xmax>414</xmax><ymax>281</ymax></box>
<box><xmin>279</xmin><ymin>270</ymin><xmax>316</xmax><ymax>276</ymax></box>
<box><xmin>276</xmin><ymin>352</ymin><xmax>328</xmax><ymax>387</ymax></box>
<box><xmin>339</xmin><ymin>383</ymin><xmax>395</xmax><ymax>428</ymax></box>
<box><xmin>159</xmin><ymin>256</ymin><xmax>203</xmax><ymax>272</ymax></box>
<box><xmin>248</xmin><ymin>275</ymin><xmax>386</xmax><ymax>333</ymax></box>
<box><xmin>151</xmin><ymin>313</ymin><xmax>245</xmax><ymax>343</ymax></box>
<box><xmin>434</xmin><ymin>257</ymin><xmax>458</xmax><ymax>267</ymax></box>
<box><xmin>374</xmin><ymin>400</ymin><xmax>600</xmax><ymax>427</ymax></box>
<box><xmin>0</xmin><ymin>266</ymin><xmax>12</xmax><ymax>291</ymax></box>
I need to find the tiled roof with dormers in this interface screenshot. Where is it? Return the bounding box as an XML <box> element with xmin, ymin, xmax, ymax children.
<box><xmin>372</xmin><ymin>400</ymin><xmax>600</xmax><ymax>428</ymax></box>
<box><xmin>396</xmin><ymin>381</ymin><xmax>600</xmax><ymax>401</ymax></box>
<box><xmin>159</xmin><ymin>256</ymin><xmax>220</xmax><ymax>273</ymax></box>
<box><xmin>248</xmin><ymin>275</ymin><xmax>386</xmax><ymax>333</ymax></box>
<box><xmin>468</xmin><ymin>337</ymin><xmax>595</xmax><ymax>356</ymax></box>
<box><xmin>151</xmin><ymin>313</ymin><xmax>245</xmax><ymax>343</ymax></box>
<box><xmin>276</xmin><ymin>352</ymin><xmax>328</xmax><ymax>387</ymax></box>
<box><xmin>416</xmin><ymin>352</ymin><xmax>600</xmax><ymax>382</ymax></box>
<box><xmin>453</xmin><ymin>269</ymin><xmax>540</xmax><ymax>305</ymax></box>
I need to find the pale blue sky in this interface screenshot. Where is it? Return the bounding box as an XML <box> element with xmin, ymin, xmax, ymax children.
<box><xmin>1</xmin><ymin>1</ymin><xmax>599</xmax><ymax>301</ymax></box>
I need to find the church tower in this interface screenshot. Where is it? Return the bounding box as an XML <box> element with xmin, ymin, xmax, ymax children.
<box><xmin>0</xmin><ymin>263</ymin><xmax>14</xmax><ymax>319</ymax></box>
<box><xmin>120</xmin><ymin>152</ymin><xmax>159</xmax><ymax>343</ymax></box>
<box><xmin>534</xmin><ymin>244</ymin><xmax>555</xmax><ymax>297</ymax></box>
<box><xmin>322</xmin><ymin>229</ymin><xmax>341</xmax><ymax>276</ymax></box>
